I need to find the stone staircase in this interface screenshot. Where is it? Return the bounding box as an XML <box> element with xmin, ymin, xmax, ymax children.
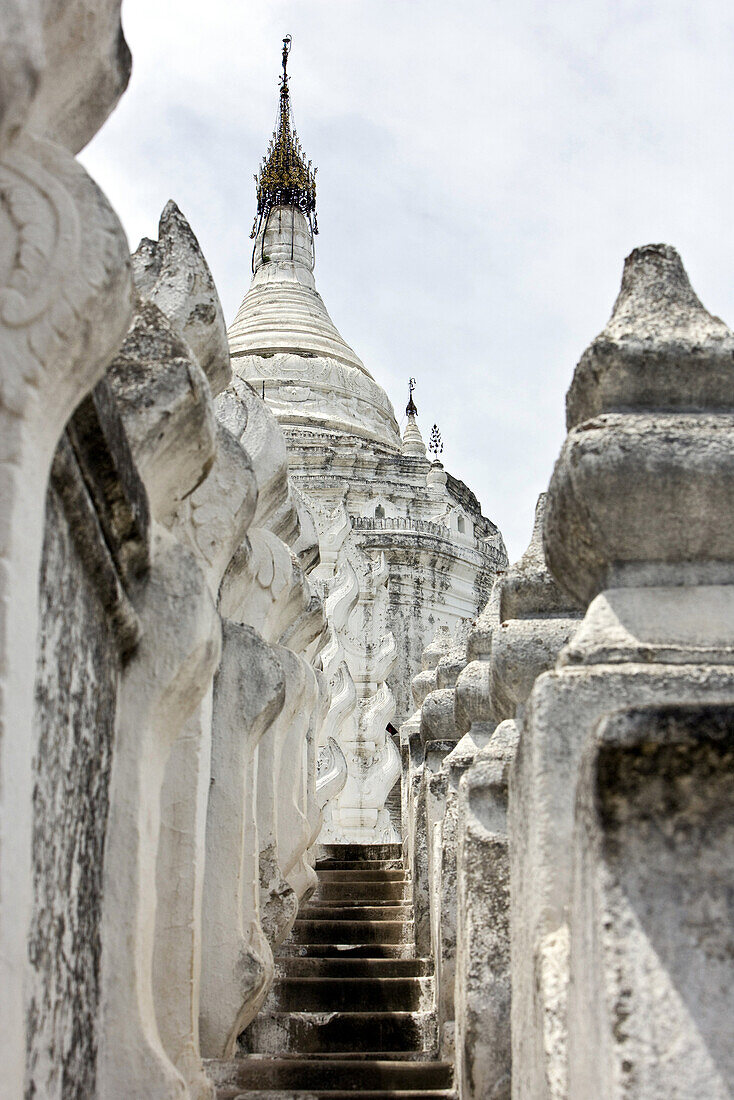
<box><xmin>207</xmin><ymin>842</ymin><xmax>454</xmax><ymax>1098</ymax></box>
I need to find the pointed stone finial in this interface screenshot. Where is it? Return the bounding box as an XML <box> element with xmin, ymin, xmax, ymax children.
<box><xmin>422</xmin><ymin>624</ymin><xmax>453</xmax><ymax>671</ymax></box>
<box><xmin>567</xmin><ymin>244</ymin><xmax>734</xmax><ymax>427</ymax></box>
<box><xmin>490</xmin><ymin>495</ymin><xmax>581</xmax><ymax>719</ymax></box>
<box><xmin>545</xmin><ymin>243</ymin><xmax>734</xmax><ymax>608</ymax></box>
<box><xmin>499</xmin><ymin>494</ymin><xmax>581</xmax><ymax>622</ymax></box>
<box><xmin>132</xmin><ymin>200</ymin><xmax>230</xmax><ymax>397</ymax></box>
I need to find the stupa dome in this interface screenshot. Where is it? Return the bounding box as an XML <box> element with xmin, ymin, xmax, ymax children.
<box><xmin>229</xmin><ymin>208</ymin><xmax>401</xmax><ymax>450</ymax></box>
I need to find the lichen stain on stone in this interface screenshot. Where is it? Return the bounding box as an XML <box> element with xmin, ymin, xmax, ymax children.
<box><xmin>26</xmin><ymin>485</ymin><xmax>121</xmax><ymax>1098</ymax></box>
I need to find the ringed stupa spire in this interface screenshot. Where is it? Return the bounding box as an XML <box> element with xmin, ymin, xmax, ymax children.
<box><xmin>251</xmin><ymin>35</ymin><xmax>318</xmax><ymax>239</ymax></box>
<box><xmin>228</xmin><ymin>35</ymin><xmax>402</xmax><ymax>450</ymax></box>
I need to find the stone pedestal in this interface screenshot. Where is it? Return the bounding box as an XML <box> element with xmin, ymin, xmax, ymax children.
<box><xmin>512</xmin><ymin>245</ymin><xmax>734</xmax><ymax>1099</ymax></box>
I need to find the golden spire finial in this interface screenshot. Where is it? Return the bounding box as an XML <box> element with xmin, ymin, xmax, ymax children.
<box><xmin>251</xmin><ymin>35</ymin><xmax>318</xmax><ymax>239</ymax></box>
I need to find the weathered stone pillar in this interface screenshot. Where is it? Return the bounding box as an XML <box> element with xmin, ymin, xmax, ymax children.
<box><xmin>217</xmin><ymin>522</ymin><xmax>322</xmax><ymax>953</ymax></box>
<box><xmin>101</xmin><ymin>274</ymin><xmax>222</xmax><ymax>1097</ymax></box>
<box><xmin>123</xmin><ymin>200</ymin><xmax>249</xmax><ymax>1100</ymax></box>
<box><xmin>27</xmin><ymin>384</ymin><xmax>147</xmax><ymax>1099</ymax></box>
<box><xmin>424</xmin><ymin>637</ymin><xmax>470</xmax><ymax>1057</ymax></box>
<box><xmin>100</xmin><ymin>529</ymin><xmax>219</xmax><ymax>1100</ymax></box>
<box><xmin>0</xmin><ymin>6</ymin><xmax>132</xmax><ymax>1092</ymax></box>
<box><xmin>200</xmin><ymin>621</ymin><xmax>284</xmax><ymax>1058</ymax></box>
<box><xmin>257</xmin><ymin>644</ymin><xmax>308</xmax><ymax>944</ymax></box>
<box><xmin>513</xmin><ymin>244</ymin><xmax>734</xmax><ymax>1099</ymax></box>
<box><xmin>277</xmin><ymin>652</ymin><xmax>321</xmax><ymax>898</ymax></box>
<box><xmin>401</xmin><ymin>625</ymin><xmax>453</xmax><ymax>955</ymax></box>
<box><xmin>152</xmin><ymin>419</ymin><xmax>257</xmax><ymax>1098</ymax></box>
<box><xmin>285</xmin><ymin>659</ymin><xmax>330</xmax><ymax>902</ymax></box>
<box><xmin>455</xmin><ymin>495</ymin><xmax>579</xmax><ymax>1099</ymax></box>
<box><xmin>398</xmin><ymin>637</ymin><xmax>444</xmax><ymax>875</ymax></box>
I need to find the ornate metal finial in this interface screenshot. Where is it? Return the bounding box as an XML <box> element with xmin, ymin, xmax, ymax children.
<box><xmin>429</xmin><ymin>424</ymin><xmax>443</xmax><ymax>457</ymax></box>
<box><xmin>406</xmin><ymin>377</ymin><xmax>418</xmax><ymax>417</ymax></box>
<box><xmin>250</xmin><ymin>35</ymin><xmax>318</xmax><ymax>239</ymax></box>
<box><xmin>282</xmin><ymin>34</ymin><xmax>291</xmax><ymax>82</ymax></box>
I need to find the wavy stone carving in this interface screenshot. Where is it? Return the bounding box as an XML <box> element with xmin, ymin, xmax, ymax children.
<box><xmin>314</xmin><ymin>562</ymin><xmax>359</xmax><ymax>842</ymax></box>
<box><xmin>316</xmin><ymin>736</ymin><xmax>349</xmax><ymax>809</ymax></box>
<box><xmin>324</xmin><ymin>560</ymin><xmax>360</xmax><ymax>630</ymax></box>
<box><xmin>311</xmin><ymin>495</ymin><xmax>352</xmax><ymax>575</ymax></box>
<box><xmin>299</xmin><ymin>495</ymin><xmax>401</xmax><ymax>842</ymax></box>
<box><xmin>215</xmin><ymin>375</ymin><xmax>297</xmax><ymax>541</ymax></box>
<box><xmin>102</xmin><ymin>223</ymin><xmax>228</xmax><ymax>1097</ymax></box>
<box><xmin>211</xmin><ymin>380</ymin><xmax>328</xmax><ymax>1040</ymax></box>
<box><xmin>332</xmin><ymin>543</ymin><xmax>400</xmax><ymax>841</ymax></box>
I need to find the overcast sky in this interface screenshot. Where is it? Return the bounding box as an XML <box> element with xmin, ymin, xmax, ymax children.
<box><xmin>81</xmin><ymin>0</ymin><xmax>734</xmax><ymax>560</ymax></box>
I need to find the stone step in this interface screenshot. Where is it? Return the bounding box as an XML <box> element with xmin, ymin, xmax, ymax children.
<box><xmin>215</xmin><ymin>1090</ymin><xmax>455</xmax><ymax>1099</ymax></box>
<box><xmin>225</xmin><ymin>1050</ymin><xmax>442</xmax><ymax>1062</ymax></box>
<box><xmin>276</xmin><ymin>957</ymin><xmax>432</xmax><ymax>978</ymax></box>
<box><xmin>278</xmin><ymin>942</ymin><xmax>418</xmax><ymax>959</ymax></box>
<box><xmin>307</xmin><ymin>898</ymin><xmax>407</xmax><ymax>909</ymax></box>
<box><xmin>269</xmin><ymin>977</ymin><xmax>432</xmax><ymax>1012</ymax></box>
<box><xmin>314</xmin><ymin>882</ymin><xmax>410</xmax><ymax>902</ymax></box>
<box><xmin>299</xmin><ymin>906</ymin><xmax>413</xmax><ymax>922</ymax></box>
<box><xmin>319</xmin><ymin>844</ymin><xmax>403</xmax><ymax>861</ymax></box>
<box><xmin>240</xmin><ymin>1010</ymin><xmax>437</xmax><ymax>1055</ymax></box>
<box><xmin>317</xmin><ymin>870</ymin><xmax>407</xmax><ymax>882</ymax></box>
<box><xmin>229</xmin><ymin>1051</ymin><xmax>442</xmax><ymax>1062</ymax></box>
<box><xmin>292</xmin><ymin>919</ymin><xmax>413</xmax><ymax>945</ymax></box>
<box><xmin>208</xmin><ymin>1055</ymin><xmax>452</xmax><ymax>1091</ymax></box>
<box><xmin>315</xmin><ymin>859</ymin><xmax>404</xmax><ymax>872</ymax></box>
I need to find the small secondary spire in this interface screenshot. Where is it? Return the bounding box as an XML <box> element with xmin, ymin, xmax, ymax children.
<box><xmin>251</xmin><ymin>35</ymin><xmax>318</xmax><ymax>239</ymax></box>
<box><xmin>402</xmin><ymin>378</ymin><xmax>426</xmax><ymax>457</ymax></box>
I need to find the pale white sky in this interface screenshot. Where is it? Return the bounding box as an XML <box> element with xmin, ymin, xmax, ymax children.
<box><xmin>82</xmin><ymin>0</ymin><xmax>734</xmax><ymax>559</ymax></box>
